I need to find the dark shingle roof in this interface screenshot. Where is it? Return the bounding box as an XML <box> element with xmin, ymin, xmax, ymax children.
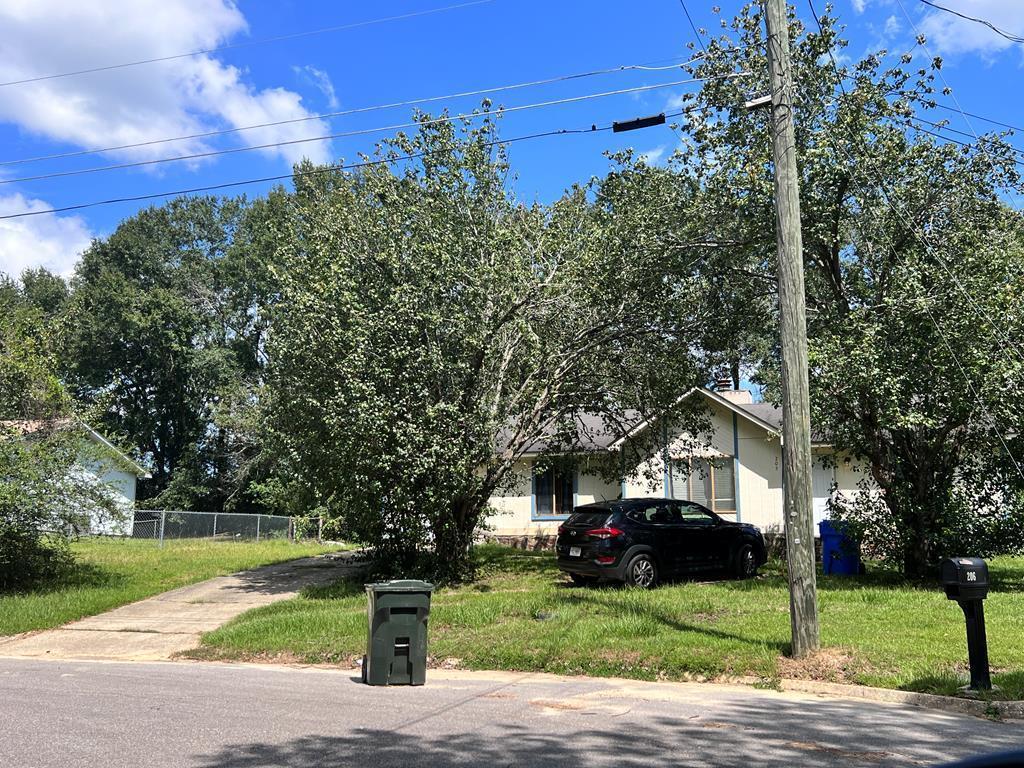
<box><xmin>499</xmin><ymin>410</ymin><xmax>642</xmax><ymax>454</ymax></box>
<box><xmin>734</xmin><ymin>402</ymin><xmax>830</xmax><ymax>444</ymax></box>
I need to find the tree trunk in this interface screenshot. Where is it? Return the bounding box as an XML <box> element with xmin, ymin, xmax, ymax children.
<box><xmin>433</xmin><ymin>496</ymin><xmax>483</xmax><ymax>582</ymax></box>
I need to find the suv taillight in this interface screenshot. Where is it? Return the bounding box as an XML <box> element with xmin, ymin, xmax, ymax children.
<box><xmin>586</xmin><ymin>527</ymin><xmax>623</xmax><ymax>539</ymax></box>
<box><xmin>557</xmin><ymin>523</ymin><xmax>567</xmax><ymax>535</ymax></box>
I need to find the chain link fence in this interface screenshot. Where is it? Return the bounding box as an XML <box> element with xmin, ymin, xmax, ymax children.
<box><xmin>131</xmin><ymin>510</ymin><xmax>324</xmax><ymax>545</ymax></box>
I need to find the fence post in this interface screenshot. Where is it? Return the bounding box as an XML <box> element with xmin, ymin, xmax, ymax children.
<box><xmin>159</xmin><ymin>510</ymin><xmax>166</xmax><ymax>548</ymax></box>
<box><xmin>213</xmin><ymin>513</ymin><xmax>218</xmax><ymax>539</ymax></box>
<box><xmin>318</xmin><ymin>516</ymin><xmax>324</xmax><ymax>543</ymax></box>
<box><xmin>256</xmin><ymin>514</ymin><xmax>261</xmax><ymax>542</ymax></box>
<box><xmin>288</xmin><ymin>517</ymin><xmax>294</xmax><ymax>543</ymax></box>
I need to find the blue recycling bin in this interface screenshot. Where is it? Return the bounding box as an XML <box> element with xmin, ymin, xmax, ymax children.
<box><xmin>819</xmin><ymin>519</ymin><xmax>861</xmax><ymax>576</ymax></box>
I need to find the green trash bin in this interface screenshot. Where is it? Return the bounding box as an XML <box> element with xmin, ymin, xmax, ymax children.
<box><xmin>362</xmin><ymin>579</ymin><xmax>434</xmax><ymax>686</ymax></box>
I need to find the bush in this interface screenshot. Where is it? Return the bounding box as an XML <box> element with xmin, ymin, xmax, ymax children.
<box><xmin>0</xmin><ymin>427</ymin><xmax>120</xmax><ymax>591</ymax></box>
<box><xmin>828</xmin><ymin>477</ymin><xmax>1024</xmax><ymax>573</ymax></box>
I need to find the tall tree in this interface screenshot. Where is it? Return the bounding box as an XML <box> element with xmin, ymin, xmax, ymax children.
<box><xmin>66</xmin><ymin>196</ymin><xmax>257</xmax><ymax>509</ymax></box>
<box><xmin>673</xmin><ymin>3</ymin><xmax>1024</xmax><ymax>575</ymax></box>
<box><xmin>267</xmin><ymin>115</ymin><xmax>713</xmax><ymax>580</ymax></box>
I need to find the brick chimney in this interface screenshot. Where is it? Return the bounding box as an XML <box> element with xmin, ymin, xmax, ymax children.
<box><xmin>713</xmin><ymin>376</ymin><xmax>753</xmax><ymax>404</ymax></box>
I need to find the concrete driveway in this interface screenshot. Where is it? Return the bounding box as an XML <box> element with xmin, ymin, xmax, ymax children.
<box><xmin>0</xmin><ymin>552</ymin><xmax>363</xmax><ymax>661</ymax></box>
<box><xmin>1</xmin><ymin>660</ymin><xmax>1021</xmax><ymax>767</ymax></box>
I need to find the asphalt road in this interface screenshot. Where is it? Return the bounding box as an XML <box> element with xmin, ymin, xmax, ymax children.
<box><xmin>2</xmin><ymin>659</ymin><xmax>1022</xmax><ymax>767</ymax></box>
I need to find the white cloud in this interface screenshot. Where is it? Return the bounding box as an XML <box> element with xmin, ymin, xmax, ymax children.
<box><xmin>917</xmin><ymin>0</ymin><xmax>1023</xmax><ymax>58</ymax></box>
<box><xmin>0</xmin><ymin>194</ymin><xmax>93</xmax><ymax>278</ymax></box>
<box><xmin>294</xmin><ymin>66</ymin><xmax>340</xmax><ymax>110</ymax></box>
<box><xmin>0</xmin><ymin>1</ymin><xmax>332</xmax><ymax>166</ymax></box>
<box><xmin>639</xmin><ymin>145</ymin><xmax>667</xmax><ymax>165</ymax></box>
<box><xmin>852</xmin><ymin>0</ymin><xmax>867</xmax><ymax>13</ymax></box>
<box><xmin>883</xmin><ymin>14</ymin><xmax>901</xmax><ymax>37</ymax></box>
<box><xmin>664</xmin><ymin>93</ymin><xmax>688</xmax><ymax>112</ymax></box>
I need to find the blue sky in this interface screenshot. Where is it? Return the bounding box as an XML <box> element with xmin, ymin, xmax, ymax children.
<box><xmin>0</xmin><ymin>0</ymin><xmax>1021</xmax><ymax>276</ymax></box>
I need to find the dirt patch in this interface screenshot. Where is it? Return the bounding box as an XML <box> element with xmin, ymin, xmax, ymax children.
<box><xmin>429</xmin><ymin>656</ymin><xmax>465</xmax><ymax>669</ymax></box>
<box><xmin>529</xmin><ymin>699</ymin><xmax>587</xmax><ymax>711</ymax></box>
<box><xmin>783</xmin><ymin>741</ymin><xmax>894</xmax><ymax>763</ymax></box>
<box><xmin>177</xmin><ymin>647</ymin><xmax>313</xmax><ymax>665</ymax></box>
<box><xmin>700</xmin><ymin>721</ymin><xmax>746</xmax><ymax>730</ymax></box>
<box><xmin>777</xmin><ymin>647</ymin><xmax>870</xmax><ymax>683</ymax></box>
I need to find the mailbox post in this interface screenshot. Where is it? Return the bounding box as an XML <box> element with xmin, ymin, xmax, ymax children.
<box><xmin>940</xmin><ymin>557</ymin><xmax>991</xmax><ymax>691</ymax></box>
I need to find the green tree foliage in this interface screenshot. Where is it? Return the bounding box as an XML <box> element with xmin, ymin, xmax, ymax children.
<box><xmin>65</xmin><ymin>196</ymin><xmax>285</xmax><ymax>511</ymax></box>
<box><xmin>673</xmin><ymin>3</ymin><xmax>1024</xmax><ymax>575</ymax></box>
<box><xmin>0</xmin><ymin>277</ymin><xmax>68</xmax><ymax>421</ymax></box>
<box><xmin>266</xmin><ymin>115</ymin><xmax>712</xmax><ymax>580</ymax></box>
<box><xmin>0</xmin><ymin>284</ymin><xmax>117</xmax><ymax>589</ymax></box>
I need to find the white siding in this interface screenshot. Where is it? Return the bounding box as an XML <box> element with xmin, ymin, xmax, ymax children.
<box><xmin>76</xmin><ymin>452</ymin><xmax>137</xmax><ymax>537</ymax></box>
<box><xmin>483</xmin><ymin>393</ymin><xmax>876</xmax><ymax>538</ymax></box>
<box><xmin>486</xmin><ymin>458</ymin><xmax>619</xmax><ymax>536</ymax></box>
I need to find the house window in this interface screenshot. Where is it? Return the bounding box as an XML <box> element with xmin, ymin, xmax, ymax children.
<box><xmin>669</xmin><ymin>457</ymin><xmax>736</xmax><ymax>514</ymax></box>
<box><xmin>534</xmin><ymin>467</ymin><xmax>574</xmax><ymax>518</ymax></box>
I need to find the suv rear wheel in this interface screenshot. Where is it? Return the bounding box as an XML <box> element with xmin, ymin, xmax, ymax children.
<box><xmin>624</xmin><ymin>554</ymin><xmax>658</xmax><ymax>588</ymax></box>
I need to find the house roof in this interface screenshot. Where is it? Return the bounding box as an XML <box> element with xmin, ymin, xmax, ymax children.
<box><xmin>731</xmin><ymin>400</ymin><xmax>831</xmax><ymax>445</ymax></box>
<box><xmin>503</xmin><ymin>410</ymin><xmax>643</xmax><ymax>455</ymax></box>
<box><xmin>500</xmin><ymin>386</ymin><xmax>833</xmax><ymax>458</ymax></box>
<box><xmin>0</xmin><ymin>419</ymin><xmax>148</xmax><ymax>477</ymax></box>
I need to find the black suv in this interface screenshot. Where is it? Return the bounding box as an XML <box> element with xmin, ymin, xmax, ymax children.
<box><xmin>555</xmin><ymin>498</ymin><xmax>767</xmax><ymax>587</ymax></box>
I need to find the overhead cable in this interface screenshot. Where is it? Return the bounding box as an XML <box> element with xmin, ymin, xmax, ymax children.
<box><xmin>0</xmin><ymin>75</ymin><xmax>744</xmax><ymax>185</ymax></box>
<box><xmin>0</xmin><ymin>109</ymin><xmax>690</xmax><ymax>221</ymax></box>
<box><xmin>0</xmin><ymin>1</ymin><xmax>496</xmax><ymax>88</ymax></box>
<box><xmin>0</xmin><ymin>56</ymin><xmax>702</xmax><ymax>168</ymax></box>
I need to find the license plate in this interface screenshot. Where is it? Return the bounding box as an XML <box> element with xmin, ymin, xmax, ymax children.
<box><xmin>569</xmin><ymin>546</ymin><xmax>581</xmax><ymax>557</ymax></box>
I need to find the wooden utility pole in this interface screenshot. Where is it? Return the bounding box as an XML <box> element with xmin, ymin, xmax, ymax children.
<box><xmin>762</xmin><ymin>0</ymin><xmax>820</xmax><ymax>657</ymax></box>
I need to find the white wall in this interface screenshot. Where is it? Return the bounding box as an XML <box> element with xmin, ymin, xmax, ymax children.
<box><xmin>483</xmin><ymin>396</ymin><xmax>875</xmax><ymax>537</ymax></box>
<box><xmin>485</xmin><ymin>457</ymin><xmax>619</xmax><ymax>536</ymax></box>
<box><xmin>76</xmin><ymin>450</ymin><xmax>137</xmax><ymax>536</ymax></box>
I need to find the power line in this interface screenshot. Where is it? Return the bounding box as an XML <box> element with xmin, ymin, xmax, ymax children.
<box><xmin>0</xmin><ymin>110</ymin><xmax>690</xmax><ymax>221</ymax></box>
<box><xmin>920</xmin><ymin>302</ymin><xmax>1024</xmax><ymax>481</ymax></box>
<box><xmin>918</xmin><ymin>0</ymin><xmax>1024</xmax><ymax>44</ymax></box>
<box><xmin>0</xmin><ymin>56</ymin><xmax>701</xmax><ymax>168</ymax></box>
<box><xmin>896</xmin><ymin>116</ymin><xmax>1024</xmax><ymax>167</ymax></box>
<box><xmin>676</xmin><ymin>0</ymin><xmax>709</xmax><ymax>54</ymax></box>
<box><xmin>0</xmin><ymin>0</ymin><xmax>495</xmax><ymax>89</ymax></box>
<box><xmin>0</xmin><ymin>75</ymin><xmax>740</xmax><ymax>186</ymax></box>
<box><xmin>895</xmin><ymin>92</ymin><xmax>1024</xmax><ymax>134</ymax></box>
<box><xmin>898</xmin><ymin>1</ymin><xmax>1015</xmax><ymax>173</ymax></box>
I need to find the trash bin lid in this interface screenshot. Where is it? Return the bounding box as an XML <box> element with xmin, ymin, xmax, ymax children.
<box><xmin>365</xmin><ymin>579</ymin><xmax>435</xmax><ymax>593</ymax></box>
<box><xmin>818</xmin><ymin>519</ymin><xmax>848</xmax><ymax>535</ymax></box>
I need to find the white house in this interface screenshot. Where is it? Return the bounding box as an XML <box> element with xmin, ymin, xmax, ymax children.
<box><xmin>73</xmin><ymin>423</ymin><xmax>147</xmax><ymax>536</ymax></box>
<box><xmin>2</xmin><ymin>420</ymin><xmax>147</xmax><ymax>536</ymax></box>
<box><xmin>485</xmin><ymin>385</ymin><xmax>871</xmax><ymax>541</ymax></box>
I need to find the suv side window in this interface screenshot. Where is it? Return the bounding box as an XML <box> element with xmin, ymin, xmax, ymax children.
<box><xmin>627</xmin><ymin>504</ymin><xmax>676</xmax><ymax>524</ymax></box>
<box><xmin>678</xmin><ymin>503</ymin><xmax>716</xmax><ymax>525</ymax></box>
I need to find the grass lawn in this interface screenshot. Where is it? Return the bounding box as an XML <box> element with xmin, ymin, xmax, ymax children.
<box><xmin>0</xmin><ymin>538</ymin><xmax>342</xmax><ymax>637</ymax></box>
<box><xmin>189</xmin><ymin>545</ymin><xmax>1024</xmax><ymax>700</ymax></box>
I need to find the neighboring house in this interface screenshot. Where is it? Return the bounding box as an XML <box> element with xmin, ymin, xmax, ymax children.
<box><xmin>1</xmin><ymin>419</ymin><xmax>147</xmax><ymax>536</ymax></box>
<box><xmin>486</xmin><ymin>384</ymin><xmax>871</xmax><ymax>541</ymax></box>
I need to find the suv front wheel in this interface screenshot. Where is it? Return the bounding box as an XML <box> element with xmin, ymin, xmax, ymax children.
<box><xmin>623</xmin><ymin>554</ymin><xmax>658</xmax><ymax>588</ymax></box>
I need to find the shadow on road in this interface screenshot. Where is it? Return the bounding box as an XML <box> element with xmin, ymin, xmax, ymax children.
<box><xmin>193</xmin><ymin>687</ymin><xmax>1019</xmax><ymax>768</ymax></box>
